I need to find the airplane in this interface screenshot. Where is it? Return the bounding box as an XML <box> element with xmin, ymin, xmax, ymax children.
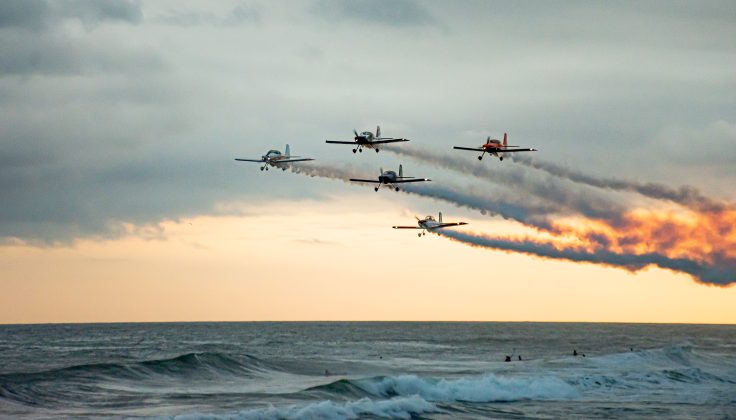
<box><xmin>393</xmin><ymin>212</ymin><xmax>468</xmax><ymax>237</ymax></box>
<box><xmin>326</xmin><ymin>126</ymin><xmax>409</xmax><ymax>153</ymax></box>
<box><xmin>349</xmin><ymin>164</ymin><xmax>430</xmax><ymax>192</ymax></box>
<box><xmin>234</xmin><ymin>144</ymin><xmax>314</xmax><ymax>171</ymax></box>
<box><xmin>453</xmin><ymin>133</ymin><xmax>537</xmax><ymax>161</ymax></box>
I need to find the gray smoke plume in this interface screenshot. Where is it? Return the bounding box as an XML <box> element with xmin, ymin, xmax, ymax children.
<box><xmin>401</xmin><ymin>183</ymin><xmax>558</xmax><ymax>230</ymax></box>
<box><xmin>383</xmin><ymin>145</ymin><xmax>629</xmax><ymax>224</ymax></box>
<box><xmin>437</xmin><ymin>230</ymin><xmax>735</xmax><ymax>286</ymax></box>
<box><xmin>288</xmin><ymin>161</ymin><xmax>735</xmax><ymax>286</ymax></box>
<box><xmin>288</xmin><ymin>162</ymin><xmax>362</xmax><ymax>182</ymax></box>
<box><xmin>511</xmin><ymin>154</ymin><xmax>731</xmax><ymax>212</ymax></box>
<box><xmin>288</xmin><ymin>162</ymin><xmax>556</xmax><ymax>229</ymax></box>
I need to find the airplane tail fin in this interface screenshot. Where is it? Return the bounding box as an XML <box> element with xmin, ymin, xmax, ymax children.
<box><xmin>285</xmin><ymin>144</ymin><xmax>291</xmax><ymax>157</ymax></box>
<box><xmin>376</xmin><ymin>125</ymin><xmax>381</xmax><ymax>138</ymax></box>
<box><xmin>399</xmin><ymin>164</ymin><xmax>403</xmax><ymax>178</ymax></box>
<box><xmin>439</xmin><ymin>212</ymin><xmax>443</xmax><ymax>223</ymax></box>
<box><xmin>503</xmin><ymin>133</ymin><xmax>507</xmax><ymax>147</ymax></box>
<box><xmin>380</xmin><ymin>167</ymin><xmax>384</xmax><ymax>175</ymax></box>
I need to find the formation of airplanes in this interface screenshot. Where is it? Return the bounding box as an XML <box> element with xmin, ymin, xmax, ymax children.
<box><xmin>235</xmin><ymin>126</ymin><xmax>538</xmax><ymax>234</ymax></box>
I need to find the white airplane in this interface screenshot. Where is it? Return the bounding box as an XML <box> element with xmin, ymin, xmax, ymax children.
<box><xmin>350</xmin><ymin>164</ymin><xmax>430</xmax><ymax>192</ymax></box>
<box><xmin>393</xmin><ymin>212</ymin><xmax>468</xmax><ymax>237</ymax></box>
<box><xmin>234</xmin><ymin>144</ymin><xmax>314</xmax><ymax>171</ymax></box>
<box><xmin>326</xmin><ymin>126</ymin><xmax>409</xmax><ymax>153</ymax></box>
<box><xmin>454</xmin><ymin>133</ymin><xmax>537</xmax><ymax>161</ymax></box>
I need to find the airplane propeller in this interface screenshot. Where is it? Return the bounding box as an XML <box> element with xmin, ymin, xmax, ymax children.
<box><xmin>354</xmin><ymin>129</ymin><xmax>359</xmax><ymax>140</ymax></box>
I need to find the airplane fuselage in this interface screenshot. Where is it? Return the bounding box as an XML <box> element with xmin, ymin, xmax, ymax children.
<box><xmin>378</xmin><ymin>171</ymin><xmax>398</xmax><ymax>184</ymax></box>
<box><xmin>355</xmin><ymin>132</ymin><xmax>376</xmax><ymax>146</ymax></box>
<box><xmin>481</xmin><ymin>141</ymin><xmax>506</xmax><ymax>156</ymax></box>
<box><xmin>418</xmin><ymin>219</ymin><xmax>442</xmax><ymax>230</ymax></box>
<box><xmin>262</xmin><ymin>150</ymin><xmax>290</xmax><ymax>167</ymax></box>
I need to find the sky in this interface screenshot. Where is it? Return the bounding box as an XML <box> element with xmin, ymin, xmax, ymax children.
<box><xmin>1</xmin><ymin>0</ymin><xmax>735</xmax><ymax>324</ymax></box>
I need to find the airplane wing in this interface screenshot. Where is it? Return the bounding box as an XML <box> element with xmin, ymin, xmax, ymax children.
<box><xmin>434</xmin><ymin>222</ymin><xmax>468</xmax><ymax>228</ymax></box>
<box><xmin>371</xmin><ymin>138</ymin><xmax>409</xmax><ymax>144</ymax></box>
<box><xmin>349</xmin><ymin>178</ymin><xmax>382</xmax><ymax>183</ymax></box>
<box><xmin>325</xmin><ymin>140</ymin><xmax>357</xmax><ymax>144</ymax></box>
<box><xmin>499</xmin><ymin>148</ymin><xmax>537</xmax><ymax>152</ymax></box>
<box><xmin>394</xmin><ymin>178</ymin><xmax>431</xmax><ymax>183</ymax></box>
<box><xmin>453</xmin><ymin>146</ymin><xmax>484</xmax><ymax>152</ymax></box>
<box><xmin>392</xmin><ymin>226</ymin><xmax>420</xmax><ymax>229</ymax></box>
<box><xmin>275</xmin><ymin>158</ymin><xmax>315</xmax><ymax>163</ymax></box>
<box><xmin>234</xmin><ymin>158</ymin><xmax>263</xmax><ymax>162</ymax></box>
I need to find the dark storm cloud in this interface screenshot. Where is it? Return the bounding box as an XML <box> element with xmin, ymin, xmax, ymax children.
<box><xmin>313</xmin><ymin>0</ymin><xmax>435</xmax><ymax>26</ymax></box>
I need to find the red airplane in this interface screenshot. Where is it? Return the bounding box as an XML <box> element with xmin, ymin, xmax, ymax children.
<box><xmin>453</xmin><ymin>133</ymin><xmax>537</xmax><ymax>161</ymax></box>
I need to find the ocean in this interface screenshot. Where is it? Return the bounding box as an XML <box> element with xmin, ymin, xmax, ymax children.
<box><xmin>0</xmin><ymin>322</ymin><xmax>734</xmax><ymax>419</ymax></box>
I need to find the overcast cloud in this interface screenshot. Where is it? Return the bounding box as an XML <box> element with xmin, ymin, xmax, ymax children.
<box><xmin>0</xmin><ymin>0</ymin><xmax>734</xmax><ymax>244</ymax></box>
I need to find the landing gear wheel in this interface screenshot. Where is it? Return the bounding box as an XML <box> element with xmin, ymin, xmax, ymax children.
<box><xmin>478</xmin><ymin>156</ymin><xmax>483</xmax><ymax>160</ymax></box>
<box><xmin>260</xmin><ymin>167</ymin><xmax>264</xmax><ymax>171</ymax></box>
<box><xmin>359</xmin><ymin>148</ymin><xmax>362</xmax><ymax>153</ymax></box>
<box><xmin>352</xmin><ymin>149</ymin><xmax>357</xmax><ymax>153</ymax></box>
<box><xmin>500</xmin><ymin>157</ymin><xmax>504</xmax><ymax>161</ymax></box>
<box><xmin>374</xmin><ymin>187</ymin><xmax>379</xmax><ymax>192</ymax></box>
<box><xmin>375</xmin><ymin>149</ymin><xmax>380</xmax><ymax>153</ymax></box>
<box><xmin>395</xmin><ymin>187</ymin><xmax>400</xmax><ymax>192</ymax></box>
<box><xmin>282</xmin><ymin>167</ymin><xmax>287</xmax><ymax>171</ymax></box>
<box><xmin>418</xmin><ymin>233</ymin><xmax>422</xmax><ymax>237</ymax></box>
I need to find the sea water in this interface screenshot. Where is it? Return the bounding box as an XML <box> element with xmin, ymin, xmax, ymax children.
<box><xmin>1</xmin><ymin>322</ymin><xmax>734</xmax><ymax>418</ymax></box>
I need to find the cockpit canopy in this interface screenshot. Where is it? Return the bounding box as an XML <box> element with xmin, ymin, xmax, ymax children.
<box><xmin>425</xmin><ymin>215</ymin><xmax>436</xmax><ymax>221</ymax></box>
<box><xmin>266</xmin><ymin>150</ymin><xmax>282</xmax><ymax>156</ymax></box>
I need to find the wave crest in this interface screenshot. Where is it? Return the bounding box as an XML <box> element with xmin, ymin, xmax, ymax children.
<box><xmin>313</xmin><ymin>374</ymin><xmax>578</xmax><ymax>403</ymax></box>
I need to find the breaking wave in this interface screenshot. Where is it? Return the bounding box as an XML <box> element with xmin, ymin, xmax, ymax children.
<box><xmin>310</xmin><ymin>374</ymin><xmax>577</xmax><ymax>402</ymax></box>
<box><xmin>176</xmin><ymin>395</ymin><xmax>438</xmax><ymax>420</ymax></box>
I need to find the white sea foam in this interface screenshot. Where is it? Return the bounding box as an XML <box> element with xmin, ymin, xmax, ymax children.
<box><xmin>174</xmin><ymin>395</ymin><xmax>438</xmax><ymax>420</ymax></box>
<box><xmin>355</xmin><ymin>373</ymin><xmax>578</xmax><ymax>402</ymax></box>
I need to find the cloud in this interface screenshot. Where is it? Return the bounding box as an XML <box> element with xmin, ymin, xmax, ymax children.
<box><xmin>0</xmin><ymin>0</ymin><xmax>141</xmax><ymax>30</ymax></box>
<box><xmin>0</xmin><ymin>0</ymin><xmax>151</xmax><ymax>76</ymax></box>
<box><xmin>655</xmin><ymin>120</ymin><xmax>736</xmax><ymax>167</ymax></box>
<box><xmin>155</xmin><ymin>3</ymin><xmax>261</xmax><ymax>27</ymax></box>
<box><xmin>312</xmin><ymin>0</ymin><xmax>435</xmax><ymax>26</ymax></box>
